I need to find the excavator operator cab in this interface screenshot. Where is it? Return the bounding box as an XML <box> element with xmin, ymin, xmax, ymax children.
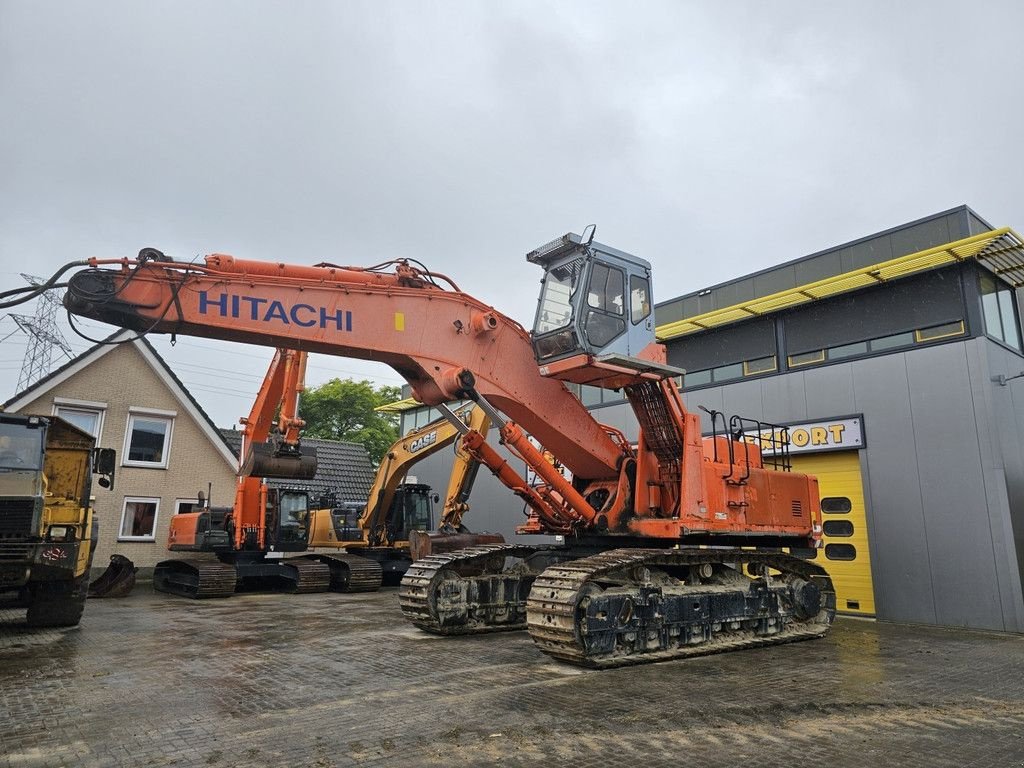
<box><xmin>267</xmin><ymin>488</ymin><xmax>312</xmax><ymax>552</ymax></box>
<box><xmin>383</xmin><ymin>482</ymin><xmax>434</xmax><ymax>545</ymax></box>
<box><xmin>528</xmin><ymin>227</ymin><xmax>657</xmax><ymax>386</ymax></box>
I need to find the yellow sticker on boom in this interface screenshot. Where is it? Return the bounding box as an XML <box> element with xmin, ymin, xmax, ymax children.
<box><xmin>395</xmin><ymin>312</ymin><xmax>405</xmax><ymax>331</ymax></box>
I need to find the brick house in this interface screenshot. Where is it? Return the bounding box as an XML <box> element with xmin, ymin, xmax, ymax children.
<box><xmin>4</xmin><ymin>331</ymin><xmax>377</xmax><ymax>578</ymax></box>
<box><xmin>3</xmin><ymin>330</ymin><xmax>239</xmax><ymax>576</ymax></box>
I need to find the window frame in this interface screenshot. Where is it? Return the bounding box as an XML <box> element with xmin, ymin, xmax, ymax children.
<box><xmin>122</xmin><ymin>410</ymin><xmax>175</xmax><ymax>469</ymax></box>
<box><xmin>743</xmin><ymin>356</ymin><xmax>777</xmax><ymax>376</ymax></box>
<box><xmin>52</xmin><ymin>398</ymin><xmax>106</xmax><ymax>441</ymax></box>
<box><xmin>174</xmin><ymin>498</ymin><xmax>201</xmax><ymax>515</ymax></box>
<box><xmin>788</xmin><ymin>349</ymin><xmax>825</xmax><ymax>368</ymax></box>
<box><xmin>118</xmin><ymin>496</ymin><xmax>160</xmax><ymax>542</ymax></box>
<box><xmin>629</xmin><ymin>274</ymin><xmax>652</xmax><ymax>325</ymax></box>
<box><xmin>914</xmin><ymin>320</ymin><xmax>965</xmax><ymax>343</ymax></box>
<box><xmin>979</xmin><ymin>273</ymin><xmax>1022</xmax><ymax>350</ymax></box>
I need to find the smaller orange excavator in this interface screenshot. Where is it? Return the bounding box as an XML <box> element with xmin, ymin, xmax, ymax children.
<box><xmin>154</xmin><ymin>348</ymin><xmax>330</xmax><ymax>598</ymax></box>
<box><xmin>306</xmin><ymin>402</ymin><xmax>502</xmax><ymax>587</ymax></box>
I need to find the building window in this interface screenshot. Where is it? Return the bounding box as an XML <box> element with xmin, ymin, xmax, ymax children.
<box><xmin>712</xmin><ymin>362</ymin><xmax>744</xmax><ymax>383</ymax></box>
<box><xmin>980</xmin><ymin>274</ymin><xmax>1022</xmax><ymax>350</ymax></box>
<box><xmin>827</xmin><ymin>341</ymin><xmax>868</xmax><ymax>360</ymax></box>
<box><xmin>119</xmin><ymin>497</ymin><xmax>159</xmax><ymax>541</ymax></box>
<box><xmin>868</xmin><ymin>331</ymin><xmax>915</xmax><ymax>352</ymax></box>
<box><xmin>123</xmin><ymin>413</ymin><xmax>173</xmax><ymax>468</ymax></box>
<box><xmin>53</xmin><ymin>402</ymin><xmax>105</xmax><ymax>439</ymax></box>
<box><xmin>683</xmin><ymin>369</ymin><xmax>712</xmax><ymax>388</ymax></box>
<box><xmin>788</xmin><ymin>350</ymin><xmax>825</xmax><ymax>367</ymax></box>
<box><xmin>743</xmin><ymin>356</ymin><xmax>777</xmax><ymax>376</ymax></box>
<box><xmin>915</xmin><ymin>320</ymin><xmax>965</xmax><ymax>343</ymax></box>
<box><xmin>175</xmin><ymin>499</ymin><xmax>201</xmax><ymax>514</ymax></box>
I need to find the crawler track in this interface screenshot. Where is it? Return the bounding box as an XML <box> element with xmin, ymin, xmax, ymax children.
<box><xmin>284</xmin><ymin>558</ymin><xmax>331</xmax><ymax>593</ymax></box>
<box><xmin>153</xmin><ymin>560</ymin><xmax>238</xmax><ymax>599</ymax></box>
<box><xmin>306</xmin><ymin>553</ymin><xmax>383</xmax><ymax>592</ymax></box>
<box><xmin>398</xmin><ymin>544</ymin><xmax>546</xmax><ymax>634</ymax></box>
<box><xmin>527</xmin><ymin>548</ymin><xmax>835</xmax><ymax>668</ymax></box>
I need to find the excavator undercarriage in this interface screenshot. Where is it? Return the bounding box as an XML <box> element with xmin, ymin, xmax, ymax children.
<box><xmin>399</xmin><ymin>544</ymin><xmax>834</xmax><ymax>667</ymax></box>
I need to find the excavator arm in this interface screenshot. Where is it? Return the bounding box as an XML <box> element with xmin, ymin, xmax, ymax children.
<box><xmin>232</xmin><ymin>348</ymin><xmax>316</xmax><ymax>551</ymax></box>
<box><xmin>359</xmin><ymin>402</ymin><xmax>490</xmax><ymax>545</ymax></box>
<box><xmin>437</xmin><ymin>404</ymin><xmax>490</xmax><ymax>532</ymax></box>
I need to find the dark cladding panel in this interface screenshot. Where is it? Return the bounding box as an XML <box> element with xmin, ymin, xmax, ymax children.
<box><xmin>666</xmin><ymin>318</ymin><xmax>776</xmax><ymax>372</ymax></box>
<box><xmin>840</xmin><ymin>237</ymin><xmax>894</xmax><ymax>273</ymax></box>
<box><xmin>794</xmin><ymin>250</ymin><xmax>843</xmax><ymax>285</ymax></box>
<box><xmin>890</xmin><ymin>216</ymin><xmax>953</xmax><ymax>260</ymax></box>
<box><xmin>714</xmin><ymin>278</ymin><xmax>756</xmax><ymax>310</ymax></box>
<box><xmin>656</xmin><ymin>300</ymin><xmax>685</xmax><ymax>325</ymax></box>
<box><xmin>968</xmin><ymin>211</ymin><xmax>994</xmax><ymax>235</ymax></box>
<box><xmin>754</xmin><ymin>264</ymin><xmax>796</xmax><ymax>298</ymax></box>
<box><xmin>784</xmin><ymin>268</ymin><xmax>965</xmax><ymax>353</ymax></box>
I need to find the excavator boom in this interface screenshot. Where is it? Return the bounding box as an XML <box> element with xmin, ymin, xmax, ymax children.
<box><xmin>67</xmin><ymin>254</ymin><xmax>622</xmax><ymax>480</ymax></box>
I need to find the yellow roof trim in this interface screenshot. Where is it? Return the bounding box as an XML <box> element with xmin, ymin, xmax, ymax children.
<box><xmin>657</xmin><ymin>228</ymin><xmax>1024</xmax><ymax>340</ymax></box>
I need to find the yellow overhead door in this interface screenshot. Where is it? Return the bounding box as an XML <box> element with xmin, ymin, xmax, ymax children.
<box><xmin>791</xmin><ymin>451</ymin><xmax>875</xmax><ymax>617</ymax></box>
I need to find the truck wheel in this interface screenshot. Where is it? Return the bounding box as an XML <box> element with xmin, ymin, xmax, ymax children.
<box><xmin>26</xmin><ymin>575</ymin><xmax>90</xmax><ymax>628</ymax></box>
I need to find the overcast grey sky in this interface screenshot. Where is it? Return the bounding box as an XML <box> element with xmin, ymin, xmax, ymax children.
<box><xmin>2</xmin><ymin>1</ymin><xmax>1022</xmax><ymax>427</ymax></box>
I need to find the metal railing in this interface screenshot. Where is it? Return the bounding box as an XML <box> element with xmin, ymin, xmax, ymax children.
<box><xmin>700</xmin><ymin>407</ymin><xmax>792</xmax><ymax>484</ymax></box>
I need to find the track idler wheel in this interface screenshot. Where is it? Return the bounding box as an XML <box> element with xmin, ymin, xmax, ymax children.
<box><xmin>787</xmin><ymin>577</ymin><xmax>822</xmax><ymax>620</ymax></box>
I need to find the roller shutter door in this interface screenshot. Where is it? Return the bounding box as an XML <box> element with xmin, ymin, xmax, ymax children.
<box><xmin>791</xmin><ymin>451</ymin><xmax>875</xmax><ymax>616</ymax></box>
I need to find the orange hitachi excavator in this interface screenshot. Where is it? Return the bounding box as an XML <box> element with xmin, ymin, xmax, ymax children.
<box><xmin>65</xmin><ymin>230</ymin><xmax>834</xmax><ymax>667</ymax></box>
<box><xmin>153</xmin><ymin>348</ymin><xmax>332</xmax><ymax>598</ymax></box>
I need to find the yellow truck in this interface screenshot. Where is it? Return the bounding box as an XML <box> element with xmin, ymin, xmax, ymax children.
<box><xmin>0</xmin><ymin>414</ymin><xmax>115</xmax><ymax>627</ymax></box>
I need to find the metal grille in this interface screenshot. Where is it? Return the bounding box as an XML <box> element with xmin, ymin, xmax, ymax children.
<box><xmin>625</xmin><ymin>381</ymin><xmax>682</xmax><ymax>482</ymax></box>
<box><xmin>0</xmin><ymin>542</ymin><xmax>33</xmax><ymax>560</ymax></box>
<box><xmin>791</xmin><ymin>499</ymin><xmax>803</xmax><ymax>517</ymax></box>
<box><xmin>0</xmin><ymin>499</ymin><xmax>35</xmax><ymax>538</ymax></box>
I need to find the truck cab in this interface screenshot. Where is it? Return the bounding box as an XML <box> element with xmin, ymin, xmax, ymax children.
<box><xmin>0</xmin><ymin>414</ymin><xmax>115</xmax><ymax>627</ymax></box>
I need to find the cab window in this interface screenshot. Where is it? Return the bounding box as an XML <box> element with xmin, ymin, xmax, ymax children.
<box><xmin>587</xmin><ymin>262</ymin><xmax>624</xmax><ymax>314</ymax></box>
<box><xmin>630</xmin><ymin>274</ymin><xmax>651</xmax><ymax>324</ymax></box>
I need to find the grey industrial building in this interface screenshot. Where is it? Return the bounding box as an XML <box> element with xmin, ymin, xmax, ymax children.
<box><xmin>403</xmin><ymin>205</ymin><xmax>1024</xmax><ymax>634</ymax></box>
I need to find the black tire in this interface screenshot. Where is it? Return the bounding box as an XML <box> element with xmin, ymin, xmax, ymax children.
<box><xmin>26</xmin><ymin>574</ymin><xmax>90</xmax><ymax>628</ymax></box>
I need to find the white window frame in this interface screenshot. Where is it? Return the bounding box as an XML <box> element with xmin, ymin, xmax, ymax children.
<box><xmin>118</xmin><ymin>496</ymin><xmax>160</xmax><ymax>541</ymax></box>
<box><xmin>174</xmin><ymin>498</ymin><xmax>201</xmax><ymax>515</ymax></box>
<box><xmin>52</xmin><ymin>398</ymin><xmax>107</xmax><ymax>441</ymax></box>
<box><xmin>122</xmin><ymin>410</ymin><xmax>175</xmax><ymax>469</ymax></box>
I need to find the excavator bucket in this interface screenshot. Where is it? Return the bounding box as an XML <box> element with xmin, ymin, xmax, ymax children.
<box><xmin>408</xmin><ymin>530</ymin><xmax>506</xmax><ymax>562</ymax></box>
<box><xmin>242</xmin><ymin>443</ymin><xmax>318</xmax><ymax>479</ymax></box>
<box><xmin>87</xmin><ymin>554</ymin><xmax>138</xmax><ymax>598</ymax></box>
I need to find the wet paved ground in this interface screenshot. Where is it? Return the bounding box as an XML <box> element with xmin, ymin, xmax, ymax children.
<box><xmin>1</xmin><ymin>587</ymin><xmax>1023</xmax><ymax>768</ymax></box>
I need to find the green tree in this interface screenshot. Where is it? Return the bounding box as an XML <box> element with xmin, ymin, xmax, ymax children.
<box><xmin>300</xmin><ymin>378</ymin><xmax>401</xmax><ymax>465</ymax></box>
